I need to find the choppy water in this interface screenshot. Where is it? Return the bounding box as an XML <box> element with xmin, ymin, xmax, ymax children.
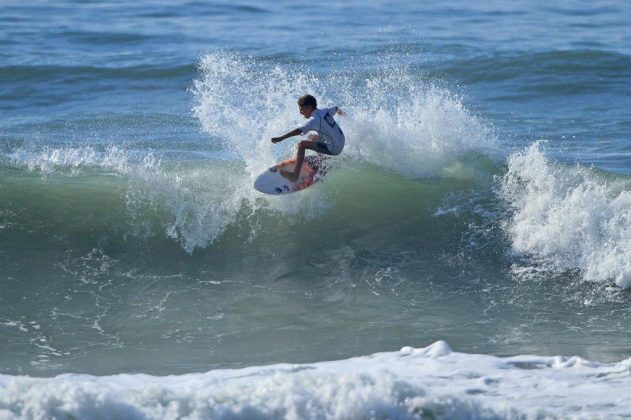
<box><xmin>2</xmin><ymin>0</ymin><xmax>631</xmax><ymax>418</ymax></box>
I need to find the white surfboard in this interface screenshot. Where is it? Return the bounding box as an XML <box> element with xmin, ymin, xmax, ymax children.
<box><xmin>254</xmin><ymin>155</ymin><xmax>330</xmax><ymax>195</ymax></box>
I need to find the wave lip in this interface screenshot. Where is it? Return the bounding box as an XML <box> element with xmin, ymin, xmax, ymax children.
<box><xmin>5</xmin><ymin>145</ymin><xmax>137</xmax><ymax>175</ymax></box>
<box><xmin>1</xmin><ymin>341</ymin><xmax>630</xmax><ymax>419</ymax></box>
<box><xmin>3</xmin><ymin>145</ymin><xmax>237</xmax><ymax>253</ymax></box>
<box><xmin>501</xmin><ymin>142</ymin><xmax>631</xmax><ymax>288</ymax></box>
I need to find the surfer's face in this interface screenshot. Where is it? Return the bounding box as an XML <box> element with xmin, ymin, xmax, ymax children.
<box><xmin>299</xmin><ymin>104</ymin><xmax>314</xmax><ymax>118</ymax></box>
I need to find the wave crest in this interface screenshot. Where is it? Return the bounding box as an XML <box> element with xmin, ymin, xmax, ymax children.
<box><xmin>501</xmin><ymin>142</ymin><xmax>631</xmax><ymax>288</ymax></box>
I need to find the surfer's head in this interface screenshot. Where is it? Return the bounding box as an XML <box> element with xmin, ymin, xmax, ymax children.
<box><xmin>298</xmin><ymin>94</ymin><xmax>317</xmax><ymax>118</ymax></box>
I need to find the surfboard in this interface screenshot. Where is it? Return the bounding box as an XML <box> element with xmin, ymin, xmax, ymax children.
<box><xmin>254</xmin><ymin>155</ymin><xmax>330</xmax><ymax>195</ymax></box>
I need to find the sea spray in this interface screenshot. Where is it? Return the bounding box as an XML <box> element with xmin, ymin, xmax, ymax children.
<box><xmin>339</xmin><ymin>68</ymin><xmax>498</xmax><ymax>179</ymax></box>
<box><xmin>192</xmin><ymin>52</ymin><xmax>497</xmax><ymax>179</ymax></box>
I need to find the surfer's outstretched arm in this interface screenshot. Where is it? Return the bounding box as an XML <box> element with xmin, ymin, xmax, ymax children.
<box><xmin>271</xmin><ymin>129</ymin><xmax>301</xmax><ymax>143</ymax></box>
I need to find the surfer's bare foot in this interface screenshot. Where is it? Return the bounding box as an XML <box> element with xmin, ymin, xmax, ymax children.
<box><xmin>280</xmin><ymin>169</ymin><xmax>299</xmax><ymax>182</ymax></box>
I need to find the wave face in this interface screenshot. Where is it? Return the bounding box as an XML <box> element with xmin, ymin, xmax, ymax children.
<box><xmin>2</xmin><ymin>342</ymin><xmax>631</xmax><ymax>419</ymax></box>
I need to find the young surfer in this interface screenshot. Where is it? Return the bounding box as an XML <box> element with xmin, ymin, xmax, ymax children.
<box><xmin>271</xmin><ymin>94</ymin><xmax>345</xmax><ymax>182</ymax></box>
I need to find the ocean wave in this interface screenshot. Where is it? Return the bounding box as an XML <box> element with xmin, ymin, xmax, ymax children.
<box><xmin>3</xmin><ymin>52</ymin><xmax>498</xmax><ymax>253</ymax></box>
<box><xmin>0</xmin><ymin>51</ymin><xmax>494</xmax><ymax>252</ymax></box>
<box><xmin>0</xmin><ymin>52</ymin><xmax>498</xmax><ymax>252</ymax></box>
<box><xmin>1</xmin><ymin>145</ymin><xmax>476</xmax><ymax>255</ymax></box>
<box><xmin>1</xmin><ymin>341</ymin><xmax>630</xmax><ymax>419</ymax></box>
<box><xmin>501</xmin><ymin>142</ymin><xmax>631</xmax><ymax>288</ymax></box>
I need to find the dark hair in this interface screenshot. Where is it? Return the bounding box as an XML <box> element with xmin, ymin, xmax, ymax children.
<box><xmin>298</xmin><ymin>94</ymin><xmax>317</xmax><ymax>108</ymax></box>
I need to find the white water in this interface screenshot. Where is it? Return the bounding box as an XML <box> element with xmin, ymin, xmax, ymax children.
<box><xmin>501</xmin><ymin>142</ymin><xmax>631</xmax><ymax>288</ymax></box>
<box><xmin>2</xmin><ymin>341</ymin><xmax>630</xmax><ymax>419</ymax></box>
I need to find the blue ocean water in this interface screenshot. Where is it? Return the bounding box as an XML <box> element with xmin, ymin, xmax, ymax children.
<box><xmin>2</xmin><ymin>1</ymin><xmax>631</xmax><ymax>417</ymax></box>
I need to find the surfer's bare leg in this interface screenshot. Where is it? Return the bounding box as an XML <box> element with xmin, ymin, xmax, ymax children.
<box><xmin>280</xmin><ymin>140</ymin><xmax>319</xmax><ymax>182</ymax></box>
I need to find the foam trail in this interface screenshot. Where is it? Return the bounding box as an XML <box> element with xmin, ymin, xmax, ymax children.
<box><xmin>1</xmin><ymin>341</ymin><xmax>631</xmax><ymax>419</ymax></box>
<box><xmin>501</xmin><ymin>142</ymin><xmax>631</xmax><ymax>288</ymax></box>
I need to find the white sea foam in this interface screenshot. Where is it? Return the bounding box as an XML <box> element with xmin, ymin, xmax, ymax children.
<box><xmin>501</xmin><ymin>142</ymin><xmax>631</xmax><ymax>288</ymax></box>
<box><xmin>1</xmin><ymin>341</ymin><xmax>630</xmax><ymax>419</ymax></box>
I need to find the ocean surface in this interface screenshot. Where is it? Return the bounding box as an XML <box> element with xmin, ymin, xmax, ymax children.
<box><xmin>2</xmin><ymin>0</ymin><xmax>631</xmax><ymax>418</ymax></box>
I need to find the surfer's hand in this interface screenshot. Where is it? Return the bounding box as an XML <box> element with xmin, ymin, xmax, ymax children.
<box><xmin>271</xmin><ymin>137</ymin><xmax>282</xmax><ymax>143</ymax></box>
<box><xmin>336</xmin><ymin>109</ymin><xmax>346</xmax><ymax>116</ymax></box>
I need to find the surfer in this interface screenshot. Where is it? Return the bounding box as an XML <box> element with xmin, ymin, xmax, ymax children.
<box><xmin>271</xmin><ymin>94</ymin><xmax>345</xmax><ymax>182</ymax></box>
